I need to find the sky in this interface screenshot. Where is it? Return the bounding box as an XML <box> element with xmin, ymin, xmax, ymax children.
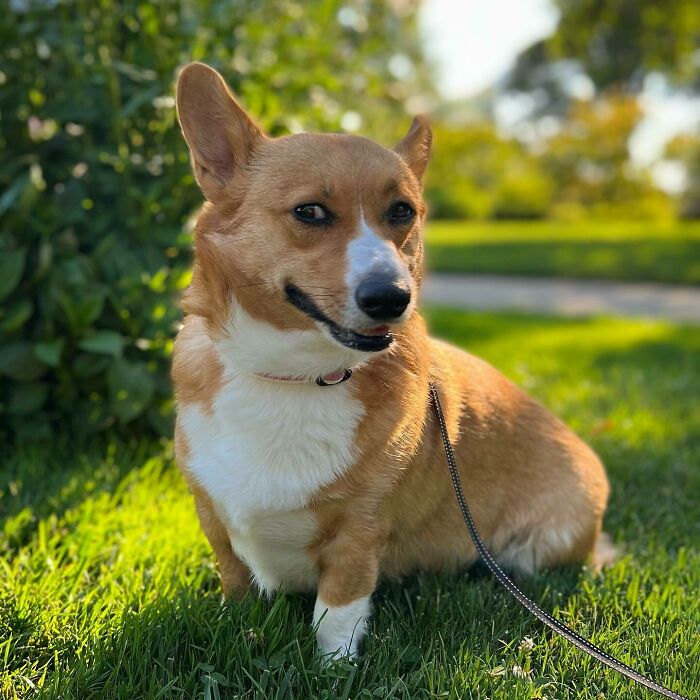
<box><xmin>418</xmin><ymin>0</ymin><xmax>558</xmax><ymax>99</ymax></box>
<box><xmin>417</xmin><ymin>0</ymin><xmax>700</xmax><ymax>191</ymax></box>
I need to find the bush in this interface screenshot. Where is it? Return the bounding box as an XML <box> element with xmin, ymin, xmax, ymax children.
<box><xmin>0</xmin><ymin>0</ymin><xmax>428</xmax><ymax>440</ymax></box>
<box><xmin>424</xmin><ymin>122</ymin><xmax>554</xmax><ymax>220</ymax></box>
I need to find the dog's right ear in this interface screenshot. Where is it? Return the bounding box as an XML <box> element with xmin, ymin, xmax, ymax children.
<box><xmin>176</xmin><ymin>63</ymin><xmax>265</xmax><ymax>202</ymax></box>
<box><xmin>394</xmin><ymin>115</ymin><xmax>432</xmax><ymax>183</ymax></box>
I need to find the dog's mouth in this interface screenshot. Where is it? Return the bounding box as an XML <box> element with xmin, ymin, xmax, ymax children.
<box><xmin>284</xmin><ymin>284</ymin><xmax>394</xmax><ymax>352</ymax></box>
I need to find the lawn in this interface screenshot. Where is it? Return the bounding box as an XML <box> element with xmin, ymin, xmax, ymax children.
<box><xmin>2</xmin><ymin>311</ymin><xmax>699</xmax><ymax>699</ymax></box>
<box><xmin>425</xmin><ymin>220</ymin><xmax>700</xmax><ymax>284</ymax></box>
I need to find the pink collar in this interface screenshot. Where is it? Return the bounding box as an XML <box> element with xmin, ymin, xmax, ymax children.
<box><xmin>254</xmin><ymin>368</ymin><xmax>353</xmax><ymax>386</ymax></box>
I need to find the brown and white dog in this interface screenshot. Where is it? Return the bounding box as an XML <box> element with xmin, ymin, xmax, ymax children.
<box><xmin>172</xmin><ymin>63</ymin><xmax>611</xmax><ymax>661</ymax></box>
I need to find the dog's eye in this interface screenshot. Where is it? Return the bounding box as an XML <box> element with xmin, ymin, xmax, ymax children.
<box><xmin>387</xmin><ymin>201</ymin><xmax>415</xmax><ymax>224</ymax></box>
<box><xmin>293</xmin><ymin>203</ymin><xmax>332</xmax><ymax>224</ymax></box>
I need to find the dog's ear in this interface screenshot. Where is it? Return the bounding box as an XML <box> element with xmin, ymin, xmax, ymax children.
<box><xmin>394</xmin><ymin>115</ymin><xmax>432</xmax><ymax>182</ymax></box>
<box><xmin>176</xmin><ymin>62</ymin><xmax>265</xmax><ymax>202</ymax></box>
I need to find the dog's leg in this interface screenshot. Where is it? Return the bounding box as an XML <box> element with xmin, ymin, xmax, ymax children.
<box><xmin>312</xmin><ymin>531</ymin><xmax>380</xmax><ymax>661</ymax></box>
<box><xmin>191</xmin><ymin>485</ymin><xmax>252</xmax><ymax>599</ymax></box>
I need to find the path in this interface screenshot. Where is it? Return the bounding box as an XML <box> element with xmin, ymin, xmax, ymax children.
<box><xmin>421</xmin><ymin>273</ymin><xmax>700</xmax><ymax>324</ymax></box>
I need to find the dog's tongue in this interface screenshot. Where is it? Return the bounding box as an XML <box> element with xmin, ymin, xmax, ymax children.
<box><xmin>362</xmin><ymin>325</ymin><xmax>390</xmax><ymax>336</ymax></box>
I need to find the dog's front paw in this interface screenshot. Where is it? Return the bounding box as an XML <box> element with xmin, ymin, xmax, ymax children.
<box><xmin>313</xmin><ymin>595</ymin><xmax>371</xmax><ymax>663</ymax></box>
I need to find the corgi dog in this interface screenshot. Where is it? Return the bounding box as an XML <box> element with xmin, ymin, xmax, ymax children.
<box><xmin>172</xmin><ymin>63</ymin><xmax>611</xmax><ymax>661</ymax></box>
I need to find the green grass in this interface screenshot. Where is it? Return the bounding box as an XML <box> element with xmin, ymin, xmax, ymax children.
<box><xmin>425</xmin><ymin>220</ymin><xmax>700</xmax><ymax>284</ymax></box>
<box><xmin>2</xmin><ymin>311</ymin><xmax>699</xmax><ymax>699</ymax></box>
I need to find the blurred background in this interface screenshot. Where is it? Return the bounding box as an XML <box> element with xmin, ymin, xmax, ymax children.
<box><xmin>1</xmin><ymin>0</ymin><xmax>699</xmax><ymax>439</ymax></box>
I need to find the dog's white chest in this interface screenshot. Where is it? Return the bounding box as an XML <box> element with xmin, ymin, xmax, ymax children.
<box><xmin>179</xmin><ymin>373</ymin><xmax>364</xmax><ymax>591</ymax></box>
<box><xmin>232</xmin><ymin>510</ymin><xmax>320</xmax><ymax>592</ymax></box>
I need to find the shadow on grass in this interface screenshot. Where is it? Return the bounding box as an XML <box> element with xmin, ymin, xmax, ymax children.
<box><xmin>588</xmin><ymin>332</ymin><xmax>700</xmax><ymax>548</ymax></box>
<box><xmin>32</xmin><ymin>565</ymin><xmax>588</xmax><ymax>700</ymax></box>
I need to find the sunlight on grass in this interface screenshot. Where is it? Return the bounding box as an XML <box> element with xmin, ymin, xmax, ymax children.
<box><xmin>1</xmin><ymin>312</ymin><xmax>698</xmax><ymax>699</ymax></box>
<box><xmin>426</xmin><ymin>220</ymin><xmax>700</xmax><ymax>244</ymax></box>
<box><xmin>425</xmin><ymin>220</ymin><xmax>700</xmax><ymax>283</ymax></box>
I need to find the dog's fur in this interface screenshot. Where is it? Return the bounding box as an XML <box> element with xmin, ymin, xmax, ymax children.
<box><xmin>172</xmin><ymin>63</ymin><xmax>611</xmax><ymax>660</ymax></box>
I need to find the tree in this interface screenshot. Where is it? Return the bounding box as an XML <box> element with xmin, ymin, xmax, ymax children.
<box><xmin>510</xmin><ymin>0</ymin><xmax>700</xmax><ymax>98</ymax></box>
<box><xmin>665</xmin><ymin>134</ymin><xmax>700</xmax><ymax>218</ymax></box>
<box><xmin>550</xmin><ymin>0</ymin><xmax>700</xmax><ymax>91</ymax></box>
<box><xmin>541</xmin><ymin>95</ymin><xmax>674</xmax><ymax>219</ymax></box>
<box><xmin>503</xmin><ymin>0</ymin><xmax>696</xmax><ymax>218</ymax></box>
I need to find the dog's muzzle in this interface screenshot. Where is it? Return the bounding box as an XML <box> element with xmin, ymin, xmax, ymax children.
<box><xmin>284</xmin><ymin>283</ymin><xmax>394</xmax><ymax>352</ymax></box>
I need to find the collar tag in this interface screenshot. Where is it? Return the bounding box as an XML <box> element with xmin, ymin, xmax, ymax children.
<box><xmin>316</xmin><ymin>369</ymin><xmax>353</xmax><ymax>386</ymax></box>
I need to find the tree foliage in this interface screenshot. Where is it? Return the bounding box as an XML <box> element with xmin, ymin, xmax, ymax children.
<box><xmin>665</xmin><ymin>134</ymin><xmax>700</xmax><ymax>219</ymax></box>
<box><xmin>542</xmin><ymin>95</ymin><xmax>674</xmax><ymax>220</ymax></box>
<box><xmin>0</xmin><ymin>0</ymin><xmax>428</xmax><ymax>440</ymax></box>
<box><xmin>511</xmin><ymin>0</ymin><xmax>700</xmax><ymax>96</ymax></box>
<box><xmin>503</xmin><ymin>0</ymin><xmax>698</xmax><ymax>217</ymax></box>
<box><xmin>425</xmin><ymin>123</ymin><xmax>554</xmax><ymax>220</ymax></box>
<box><xmin>425</xmin><ymin>98</ymin><xmax>674</xmax><ymax>222</ymax></box>
<box><xmin>551</xmin><ymin>0</ymin><xmax>700</xmax><ymax>91</ymax></box>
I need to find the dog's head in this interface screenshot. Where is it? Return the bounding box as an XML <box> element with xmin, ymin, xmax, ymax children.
<box><xmin>177</xmin><ymin>63</ymin><xmax>431</xmax><ymax>376</ymax></box>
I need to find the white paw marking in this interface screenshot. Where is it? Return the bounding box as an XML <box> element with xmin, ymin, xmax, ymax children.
<box><xmin>313</xmin><ymin>595</ymin><xmax>371</xmax><ymax>660</ymax></box>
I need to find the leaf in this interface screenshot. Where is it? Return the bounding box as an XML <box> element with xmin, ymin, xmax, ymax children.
<box><xmin>400</xmin><ymin>645</ymin><xmax>422</xmax><ymax>664</ymax></box>
<box><xmin>74</xmin><ymin>353</ymin><xmax>111</xmax><ymax>379</ymax></box>
<box><xmin>34</xmin><ymin>339</ymin><xmax>65</xmax><ymax>367</ymax></box>
<box><xmin>107</xmin><ymin>359</ymin><xmax>154</xmax><ymax>423</ymax></box>
<box><xmin>0</xmin><ymin>174</ymin><xmax>30</xmax><ymax>217</ymax></box>
<box><xmin>0</xmin><ymin>299</ymin><xmax>33</xmax><ymax>333</ymax></box>
<box><xmin>0</xmin><ymin>249</ymin><xmax>27</xmax><ymax>301</ymax></box>
<box><xmin>120</xmin><ymin>84</ymin><xmax>161</xmax><ymax>118</ymax></box>
<box><xmin>209</xmin><ymin>672</ymin><xmax>229</xmax><ymax>686</ymax></box>
<box><xmin>251</xmin><ymin>652</ymin><xmax>287</xmax><ymax>671</ymax></box>
<box><xmin>78</xmin><ymin>330</ymin><xmax>124</xmax><ymax>357</ymax></box>
<box><xmin>267</xmin><ymin>651</ymin><xmax>286</xmax><ymax>669</ymax></box>
<box><xmin>8</xmin><ymin>382</ymin><xmax>48</xmax><ymax>414</ymax></box>
<box><xmin>58</xmin><ymin>289</ymin><xmax>106</xmax><ymax>331</ymax></box>
<box><xmin>0</xmin><ymin>342</ymin><xmax>46</xmax><ymax>381</ymax></box>
<box><xmin>147</xmin><ymin>401</ymin><xmax>174</xmax><ymax>436</ymax></box>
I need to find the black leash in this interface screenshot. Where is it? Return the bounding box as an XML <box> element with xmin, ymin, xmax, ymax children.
<box><xmin>429</xmin><ymin>383</ymin><xmax>690</xmax><ymax>700</ymax></box>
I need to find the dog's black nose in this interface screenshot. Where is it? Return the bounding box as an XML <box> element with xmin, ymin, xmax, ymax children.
<box><xmin>355</xmin><ymin>276</ymin><xmax>411</xmax><ymax>321</ymax></box>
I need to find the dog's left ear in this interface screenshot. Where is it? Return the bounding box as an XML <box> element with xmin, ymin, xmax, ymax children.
<box><xmin>394</xmin><ymin>115</ymin><xmax>432</xmax><ymax>182</ymax></box>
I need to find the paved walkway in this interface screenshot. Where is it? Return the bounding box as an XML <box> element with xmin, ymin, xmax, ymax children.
<box><xmin>422</xmin><ymin>273</ymin><xmax>700</xmax><ymax>324</ymax></box>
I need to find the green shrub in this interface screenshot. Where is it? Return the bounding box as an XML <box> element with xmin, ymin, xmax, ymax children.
<box><xmin>0</xmin><ymin>0</ymin><xmax>428</xmax><ymax>440</ymax></box>
<box><xmin>424</xmin><ymin>122</ymin><xmax>554</xmax><ymax>220</ymax></box>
